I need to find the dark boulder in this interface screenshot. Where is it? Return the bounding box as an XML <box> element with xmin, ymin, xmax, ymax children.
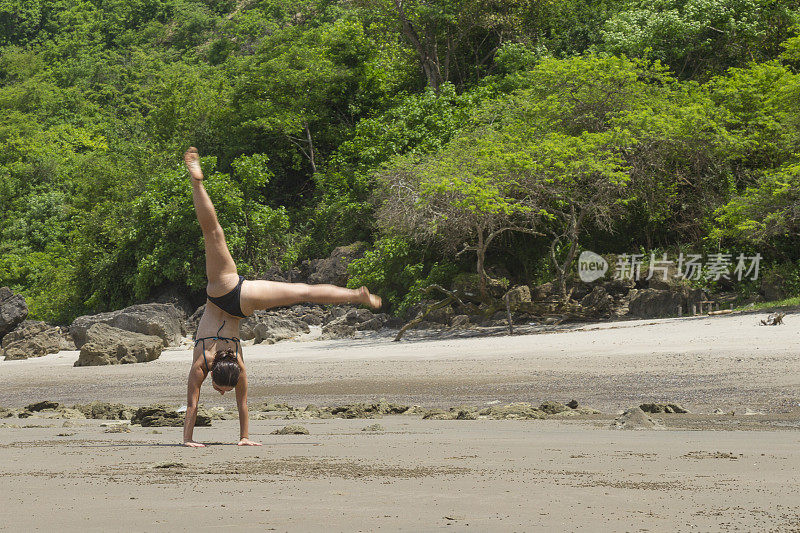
<box><xmin>74</xmin><ymin>323</ymin><xmax>163</xmax><ymax>366</ymax></box>
<box><xmin>0</xmin><ymin>287</ymin><xmax>28</xmax><ymax>339</ymax></box>
<box><xmin>131</xmin><ymin>404</ymin><xmax>211</xmax><ymax>427</ymax></box>
<box><xmin>639</xmin><ymin>403</ymin><xmax>689</xmax><ymax>414</ymax></box>
<box><xmin>26</xmin><ymin>400</ymin><xmax>60</xmax><ymax>412</ymax></box>
<box><xmin>580</xmin><ymin>286</ymin><xmax>615</xmax><ymax>317</ymax></box>
<box><xmin>628</xmin><ymin>289</ymin><xmax>684</xmax><ymax>318</ymax></box>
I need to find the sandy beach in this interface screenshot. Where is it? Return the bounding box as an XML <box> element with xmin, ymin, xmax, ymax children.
<box><xmin>1</xmin><ymin>312</ymin><xmax>799</xmax><ymax>531</ymax></box>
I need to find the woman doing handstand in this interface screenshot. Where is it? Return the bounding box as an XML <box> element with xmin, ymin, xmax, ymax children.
<box><xmin>182</xmin><ymin>147</ymin><xmax>381</xmax><ymax>447</ymax></box>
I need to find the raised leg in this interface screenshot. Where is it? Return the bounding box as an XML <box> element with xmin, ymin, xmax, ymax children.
<box><xmin>240</xmin><ymin>281</ymin><xmax>381</xmax><ymax>315</ymax></box>
<box><xmin>185</xmin><ymin>147</ymin><xmax>239</xmax><ymax>296</ymax></box>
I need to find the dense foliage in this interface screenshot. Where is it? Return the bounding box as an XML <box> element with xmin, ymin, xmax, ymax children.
<box><xmin>1</xmin><ymin>0</ymin><xmax>799</xmax><ymax>322</ymax></box>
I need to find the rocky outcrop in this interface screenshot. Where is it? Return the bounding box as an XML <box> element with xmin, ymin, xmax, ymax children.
<box><xmin>627</xmin><ymin>287</ymin><xmax>706</xmax><ymax>318</ymax></box>
<box><xmin>478</xmin><ymin>402</ymin><xmax>546</xmax><ymax>420</ymax></box>
<box><xmin>72</xmin><ymin>401</ymin><xmax>133</xmax><ymax>420</ymax></box>
<box><xmin>71</xmin><ymin>303</ymin><xmax>185</xmax><ymax>349</ymax></box>
<box><xmin>503</xmin><ymin>285</ymin><xmax>531</xmax><ymax>308</ymax></box>
<box><xmin>321</xmin><ymin>307</ymin><xmax>388</xmax><ymax>339</ymax></box>
<box><xmin>639</xmin><ymin>403</ymin><xmax>688</xmax><ymax>414</ymax></box>
<box><xmin>131</xmin><ymin>404</ymin><xmax>211</xmax><ymax>427</ymax></box>
<box><xmin>305</xmin><ymin>242</ymin><xmax>366</xmax><ymax>286</ymax></box>
<box><xmin>1</xmin><ymin>320</ymin><xmax>62</xmax><ymax>360</ymax></box>
<box><xmin>627</xmin><ymin>289</ymin><xmax>684</xmax><ymax>318</ymax></box>
<box><xmin>320</xmin><ymin>319</ymin><xmax>356</xmax><ymax>340</ymax></box>
<box><xmin>0</xmin><ymin>287</ymin><xmax>28</xmax><ymax>339</ymax></box>
<box><xmin>253</xmin><ymin>315</ymin><xmax>310</xmax><ymax>344</ymax></box>
<box><xmin>74</xmin><ymin>323</ymin><xmax>163</xmax><ymax>366</ymax></box>
<box><xmin>579</xmin><ymin>286</ymin><xmax>615</xmax><ymax>318</ymax></box>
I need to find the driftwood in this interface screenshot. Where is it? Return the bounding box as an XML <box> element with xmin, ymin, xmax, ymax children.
<box><xmin>760</xmin><ymin>312</ymin><xmax>785</xmax><ymax>326</ymax></box>
<box><xmin>394</xmin><ymin>285</ymin><xmax>464</xmax><ymax>342</ymax></box>
<box><xmin>708</xmin><ymin>309</ymin><xmax>733</xmax><ymax>316</ymax></box>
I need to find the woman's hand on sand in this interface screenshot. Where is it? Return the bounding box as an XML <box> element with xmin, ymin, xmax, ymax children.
<box><xmin>238</xmin><ymin>438</ymin><xmax>262</xmax><ymax>446</ymax></box>
<box><xmin>184</xmin><ymin>440</ymin><xmax>206</xmax><ymax>448</ymax></box>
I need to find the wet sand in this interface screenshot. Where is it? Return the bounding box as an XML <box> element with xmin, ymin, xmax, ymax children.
<box><xmin>1</xmin><ymin>312</ymin><xmax>799</xmax><ymax>530</ymax></box>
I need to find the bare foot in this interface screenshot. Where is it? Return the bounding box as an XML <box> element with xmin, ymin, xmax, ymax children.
<box><xmin>356</xmin><ymin>286</ymin><xmax>382</xmax><ymax>310</ymax></box>
<box><xmin>184</xmin><ymin>147</ymin><xmax>204</xmax><ymax>181</ymax></box>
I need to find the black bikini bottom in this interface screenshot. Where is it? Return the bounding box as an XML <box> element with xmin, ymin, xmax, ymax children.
<box><xmin>206</xmin><ymin>275</ymin><xmax>247</xmax><ymax>318</ymax></box>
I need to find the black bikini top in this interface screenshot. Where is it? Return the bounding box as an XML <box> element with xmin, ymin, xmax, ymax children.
<box><xmin>194</xmin><ymin>321</ymin><xmax>242</xmax><ymax>373</ymax></box>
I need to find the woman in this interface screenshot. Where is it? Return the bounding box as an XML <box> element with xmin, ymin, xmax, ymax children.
<box><xmin>182</xmin><ymin>147</ymin><xmax>381</xmax><ymax>447</ymax></box>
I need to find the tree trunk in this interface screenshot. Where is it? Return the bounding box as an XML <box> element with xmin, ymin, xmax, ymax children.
<box><xmin>477</xmin><ymin>230</ymin><xmax>487</xmax><ymax>300</ymax></box>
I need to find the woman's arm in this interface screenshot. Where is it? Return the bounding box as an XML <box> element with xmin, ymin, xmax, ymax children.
<box><xmin>183</xmin><ymin>361</ymin><xmax>206</xmax><ymax>447</ymax></box>
<box><xmin>235</xmin><ymin>367</ymin><xmax>261</xmax><ymax>446</ymax></box>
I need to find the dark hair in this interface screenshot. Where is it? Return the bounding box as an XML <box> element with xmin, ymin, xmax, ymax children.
<box><xmin>211</xmin><ymin>349</ymin><xmax>240</xmax><ymax>388</ymax></box>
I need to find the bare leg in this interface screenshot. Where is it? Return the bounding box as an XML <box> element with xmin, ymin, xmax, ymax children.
<box><xmin>184</xmin><ymin>147</ymin><xmax>239</xmax><ymax>296</ymax></box>
<box><xmin>240</xmin><ymin>281</ymin><xmax>381</xmax><ymax>315</ymax></box>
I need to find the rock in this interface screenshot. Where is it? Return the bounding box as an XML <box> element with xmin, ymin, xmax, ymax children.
<box><xmin>356</xmin><ymin>317</ymin><xmax>382</xmax><ymax>331</ymax></box>
<box><xmin>1</xmin><ymin>321</ymin><xmax>63</xmax><ymax>360</ymax></box>
<box><xmin>579</xmin><ymin>286</ymin><xmax>615</xmax><ymax>317</ymax></box>
<box><xmin>187</xmin><ymin>304</ymin><xmax>205</xmax><ymax>337</ymax></box>
<box><xmin>422</xmin><ymin>409</ymin><xmax>457</xmax><ymax>420</ymax></box>
<box><xmin>602</xmin><ymin>278</ymin><xmax>635</xmax><ymax>297</ymax></box>
<box><xmin>566</xmin><ymin>399</ymin><xmax>579</xmax><ymax>409</ymax></box>
<box><xmin>639</xmin><ymin>403</ymin><xmax>689</xmax><ymax>414</ymax></box>
<box><xmin>299</xmin><ymin>313</ymin><xmax>323</xmax><ymax>326</ymax></box>
<box><xmin>503</xmin><ymin>285</ymin><xmax>532</xmax><ymax>309</ymax></box>
<box><xmin>611</xmin><ymin>407</ymin><xmax>663</xmax><ymax>430</ymax></box>
<box><xmin>531</xmin><ymin>281</ymin><xmax>557</xmax><ymax>301</ymax></box>
<box><xmin>60</xmin><ymin>331</ymin><xmax>77</xmax><ymax>351</ymax></box>
<box><xmin>272</xmin><ymin>425</ymin><xmax>309</xmax><ymax>435</ymax></box>
<box><xmin>74</xmin><ymin>323</ymin><xmax>163</xmax><ymax>366</ymax></box>
<box><xmin>362</xmin><ymin>423</ymin><xmax>385</xmax><ymax>432</ymax></box>
<box><xmin>253</xmin><ymin>315</ymin><xmax>310</xmax><ymax>344</ymax></box>
<box><xmin>71</xmin><ymin>303</ymin><xmax>184</xmax><ymax>349</ymax></box>
<box><xmin>305</xmin><ymin>242</ymin><xmax>366</xmax><ymax>286</ymax></box>
<box><xmin>72</xmin><ymin>401</ymin><xmax>133</xmax><ymax>420</ymax></box>
<box><xmin>321</xmin><ymin>319</ymin><xmax>356</xmax><ymax>340</ymax></box>
<box><xmin>713</xmin><ymin>408</ymin><xmax>725</xmax><ymax>414</ymax></box>
<box><xmin>627</xmin><ymin>289</ymin><xmax>684</xmax><ymax>318</ymax></box>
<box><xmin>539</xmin><ymin>401</ymin><xmax>569</xmax><ymax>415</ymax></box>
<box><xmin>255</xmin><ymin>401</ymin><xmax>291</xmax><ymax>412</ymax></box>
<box><xmin>131</xmin><ymin>404</ymin><xmax>211</xmax><ymax>427</ymax></box>
<box><xmin>479</xmin><ymin>402</ymin><xmax>546</xmax><ymax>420</ymax></box>
<box><xmin>26</xmin><ymin>400</ymin><xmax>60</xmax><ymax>412</ymax></box>
<box><xmin>329</xmin><ymin>400</ymin><xmax>409</xmax><ymax>419</ymax></box>
<box><xmin>0</xmin><ymin>287</ymin><xmax>28</xmax><ymax>339</ymax></box>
